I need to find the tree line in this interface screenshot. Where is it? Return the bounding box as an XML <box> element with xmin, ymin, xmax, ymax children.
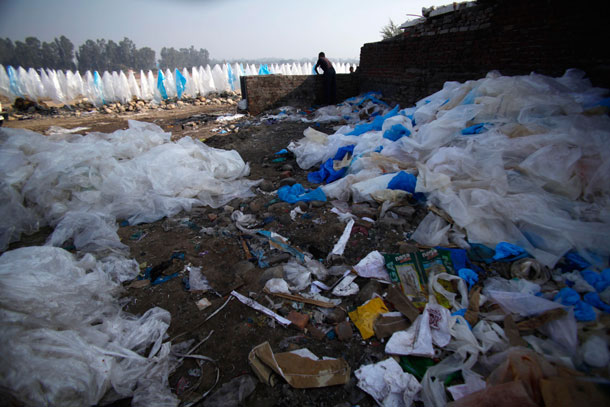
<box><xmin>0</xmin><ymin>35</ymin><xmax>211</xmax><ymax>72</ymax></box>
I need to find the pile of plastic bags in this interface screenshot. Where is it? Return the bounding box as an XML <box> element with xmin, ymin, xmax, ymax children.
<box><xmin>289</xmin><ymin>69</ymin><xmax>610</xmax><ymax>269</ymax></box>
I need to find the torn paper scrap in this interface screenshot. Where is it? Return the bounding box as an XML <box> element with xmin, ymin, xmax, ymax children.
<box><xmin>328</xmin><ymin>219</ymin><xmax>355</xmax><ymax>257</ymax></box>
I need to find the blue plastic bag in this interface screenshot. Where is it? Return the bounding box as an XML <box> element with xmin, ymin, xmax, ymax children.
<box><xmin>581</xmin><ymin>268</ymin><xmax>610</xmax><ymax>292</ymax></box>
<box><xmin>492</xmin><ymin>242</ymin><xmax>528</xmax><ymax>262</ymax></box>
<box><xmin>175</xmin><ymin>69</ymin><xmax>187</xmax><ymax>99</ymax></box>
<box><xmin>308</xmin><ymin>145</ymin><xmax>355</xmax><ymax>184</ymax></box>
<box><xmin>277</xmin><ymin>184</ymin><xmax>326</xmax><ymax>204</ymax></box>
<box><xmin>554</xmin><ymin>287</ymin><xmax>596</xmax><ymax>321</ymax></box>
<box><xmin>383</xmin><ymin>123</ymin><xmax>411</xmax><ymax>141</ymax></box>
<box><xmin>387</xmin><ymin>171</ymin><xmax>417</xmax><ymax>193</ymax></box>
<box><xmin>583</xmin><ymin>292</ymin><xmax>610</xmax><ymax>313</ymax></box>
<box><xmin>458</xmin><ymin>268</ymin><xmax>479</xmax><ymax>290</ymax></box>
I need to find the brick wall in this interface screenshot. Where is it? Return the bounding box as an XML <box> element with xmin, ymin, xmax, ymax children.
<box><xmin>241</xmin><ymin>74</ymin><xmax>359</xmax><ymax>115</ymax></box>
<box><xmin>359</xmin><ymin>0</ymin><xmax>610</xmax><ymax>107</ymax></box>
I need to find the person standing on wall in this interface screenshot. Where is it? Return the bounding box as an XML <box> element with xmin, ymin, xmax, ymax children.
<box><xmin>314</xmin><ymin>52</ymin><xmax>336</xmax><ymax>105</ymax></box>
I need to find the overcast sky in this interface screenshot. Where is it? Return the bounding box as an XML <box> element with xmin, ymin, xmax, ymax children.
<box><xmin>0</xmin><ymin>0</ymin><xmax>463</xmax><ymax>61</ymax></box>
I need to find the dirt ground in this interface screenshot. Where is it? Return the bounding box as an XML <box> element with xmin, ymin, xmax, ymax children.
<box><xmin>4</xmin><ymin>102</ymin><xmax>437</xmax><ymax>406</ymax></box>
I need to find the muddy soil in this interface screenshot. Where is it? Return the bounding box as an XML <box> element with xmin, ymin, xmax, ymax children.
<box><xmin>4</xmin><ymin>103</ymin><xmax>432</xmax><ymax>406</ymax></box>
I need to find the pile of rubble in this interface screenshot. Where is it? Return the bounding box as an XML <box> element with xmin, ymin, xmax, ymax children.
<box><xmin>1</xmin><ymin>90</ymin><xmax>242</xmax><ymax>121</ymax></box>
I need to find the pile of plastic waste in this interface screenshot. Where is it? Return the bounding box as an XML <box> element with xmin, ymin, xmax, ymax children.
<box><xmin>248</xmin><ymin>69</ymin><xmax>609</xmax><ymax>405</ymax></box>
<box><xmin>0</xmin><ymin>61</ymin><xmax>356</xmax><ymax>106</ymax></box>
<box><xmin>0</xmin><ymin>121</ymin><xmax>260</xmax><ymax>406</ymax></box>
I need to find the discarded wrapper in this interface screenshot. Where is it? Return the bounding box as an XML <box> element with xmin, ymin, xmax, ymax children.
<box><xmin>248</xmin><ymin>342</ymin><xmax>350</xmax><ymax>388</ymax></box>
<box><xmin>349</xmin><ymin>297</ymin><xmax>389</xmax><ymax>340</ymax></box>
<box><xmin>195</xmin><ymin>298</ymin><xmax>212</xmax><ymax>311</ymax></box>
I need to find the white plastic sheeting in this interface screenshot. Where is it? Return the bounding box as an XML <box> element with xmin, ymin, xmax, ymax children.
<box><xmin>0</xmin><ymin>246</ymin><xmax>178</xmax><ymax>407</ymax></box>
<box><xmin>0</xmin><ymin>120</ymin><xmax>262</xmax><ymax>405</ymax></box>
<box><xmin>0</xmin><ymin>61</ymin><xmax>356</xmax><ymax>105</ymax></box>
<box><xmin>0</xmin><ymin>120</ymin><xmax>259</xmax><ymax>251</ymax></box>
<box><xmin>289</xmin><ymin>70</ymin><xmax>610</xmax><ymax>267</ymax></box>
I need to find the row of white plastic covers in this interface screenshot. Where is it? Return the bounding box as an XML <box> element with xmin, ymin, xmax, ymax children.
<box><xmin>0</xmin><ymin>62</ymin><xmax>356</xmax><ymax>105</ymax></box>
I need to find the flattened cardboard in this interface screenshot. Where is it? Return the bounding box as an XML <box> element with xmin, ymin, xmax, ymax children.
<box><xmin>248</xmin><ymin>342</ymin><xmax>350</xmax><ymax>389</ymax></box>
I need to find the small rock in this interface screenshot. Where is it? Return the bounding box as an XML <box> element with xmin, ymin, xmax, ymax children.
<box><xmin>309</xmin><ymin>200</ymin><xmax>326</xmax><ymax>208</ymax></box>
<box><xmin>326</xmin><ymin>308</ymin><xmax>347</xmax><ymax>324</ymax></box>
<box><xmin>279</xmin><ymin>177</ymin><xmax>296</xmax><ymax>187</ymax></box>
<box><xmin>391</xmin><ymin>205</ymin><xmax>416</xmax><ymax>218</ymax></box>
<box><xmin>279</xmin><ymin>170</ymin><xmax>292</xmax><ymax>179</ymax></box>
<box><xmin>258</xmin><ymin>265</ymin><xmax>284</xmax><ymax>285</ymax></box>
<box><xmin>249</xmin><ymin>199</ymin><xmax>265</xmax><ymax>213</ymax></box>
<box><xmin>351</xmin><ymin>203</ymin><xmax>377</xmax><ymax>219</ymax></box>
<box><xmin>268</xmin><ymin>202</ymin><xmax>291</xmax><ymax>213</ymax></box>
<box><xmin>287</xmin><ymin>310</ymin><xmax>310</xmax><ymax>330</ymax></box>
<box><xmin>281</xmin><ymin>164</ymin><xmax>293</xmax><ymax>172</ymax></box>
<box><xmin>356</xmin><ymin>280</ymin><xmax>383</xmax><ymax>304</ymax></box>
<box><xmin>335</xmin><ymin>320</ymin><xmax>353</xmax><ymax>341</ymax></box>
<box><xmin>223</xmin><ymin>205</ymin><xmax>234</xmax><ymax>213</ymax></box>
<box><xmin>297</xmin><ymin>201</ymin><xmax>308</xmax><ymax>212</ymax></box>
<box><xmin>307</xmin><ymin>323</ymin><xmax>326</xmax><ymax>340</ymax></box>
<box><xmin>259</xmin><ymin>180</ymin><xmax>275</xmax><ymax>192</ymax></box>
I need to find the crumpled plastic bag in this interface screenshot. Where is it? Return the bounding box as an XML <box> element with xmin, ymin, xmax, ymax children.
<box><xmin>386</xmin><ymin>303</ymin><xmax>451</xmax><ymax>357</ymax></box>
<box><xmin>355</xmin><ymin>357</ymin><xmax>422</xmax><ymax>407</ymax></box>
<box><xmin>411</xmin><ymin>212</ymin><xmax>450</xmax><ymax>247</ymax></box>
<box><xmin>283</xmin><ymin>260</ymin><xmax>311</xmax><ymax>292</ymax></box>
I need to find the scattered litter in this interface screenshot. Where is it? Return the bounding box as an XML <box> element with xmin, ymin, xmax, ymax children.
<box><xmin>196</xmin><ymin>298</ymin><xmax>212</xmax><ymax>311</ymax></box>
<box><xmin>231</xmin><ymin>290</ymin><xmax>292</xmax><ymax>327</ymax></box>
<box><xmin>188</xmin><ymin>265</ymin><xmax>212</xmax><ymax>292</ymax></box>
<box><xmin>328</xmin><ymin>219</ymin><xmax>355</xmax><ymax>258</ymax></box>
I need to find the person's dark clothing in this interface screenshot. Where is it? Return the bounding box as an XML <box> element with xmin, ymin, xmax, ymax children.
<box><xmin>315</xmin><ymin>57</ymin><xmax>336</xmax><ymax>105</ymax></box>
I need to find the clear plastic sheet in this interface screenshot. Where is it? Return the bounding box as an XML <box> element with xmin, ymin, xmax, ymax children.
<box><xmin>0</xmin><ymin>246</ymin><xmax>178</xmax><ymax>407</ymax></box>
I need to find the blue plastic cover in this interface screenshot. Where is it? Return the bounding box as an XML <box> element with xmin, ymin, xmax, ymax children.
<box><xmin>258</xmin><ymin>64</ymin><xmax>271</xmax><ymax>75</ymax></box>
<box><xmin>277</xmin><ymin>184</ymin><xmax>326</xmax><ymax>204</ymax></box>
<box><xmin>157</xmin><ymin>70</ymin><xmax>168</xmax><ymax>100</ymax></box>
<box><xmin>175</xmin><ymin>69</ymin><xmax>187</xmax><ymax>99</ymax></box>
<box><xmin>93</xmin><ymin>71</ymin><xmax>105</xmax><ymax>105</ymax></box>
<box><xmin>7</xmin><ymin>66</ymin><xmax>23</xmax><ymax>97</ymax></box>
<box><xmin>227</xmin><ymin>64</ymin><xmax>235</xmax><ymax>91</ymax></box>
<box><xmin>308</xmin><ymin>145</ymin><xmax>355</xmax><ymax>184</ymax></box>
<box><xmin>383</xmin><ymin>123</ymin><xmax>411</xmax><ymax>141</ymax></box>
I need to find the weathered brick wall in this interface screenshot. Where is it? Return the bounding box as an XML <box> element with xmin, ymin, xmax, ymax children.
<box><xmin>241</xmin><ymin>74</ymin><xmax>359</xmax><ymax>115</ymax></box>
<box><xmin>359</xmin><ymin>0</ymin><xmax>610</xmax><ymax>107</ymax></box>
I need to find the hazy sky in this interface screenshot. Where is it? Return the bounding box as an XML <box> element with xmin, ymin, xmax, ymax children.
<box><xmin>0</xmin><ymin>0</ymin><xmax>462</xmax><ymax>61</ymax></box>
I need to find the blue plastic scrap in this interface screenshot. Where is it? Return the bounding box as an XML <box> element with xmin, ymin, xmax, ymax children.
<box><xmin>492</xmin><ymin>242</ymin><xmax>529</xmax><ymax>262</ymax></box>
<box><xmin>277</xmin><ymin>183</ymin><xmax>326</xmax><ymax>204</ymax></box>
<box><xmin>347</xmin><ymin>105</ymin><xmax>400</xmax><ymax>136</ymax></box>
<box><xmin>308</xmin><ymin>144</ymin><xmax>355</xmax><ymax>184</ymax></box>
<box><xmin>257</xmin><ymin>230</ymin><xmax>305</xmax><ymax>262</ymax></box>
<box><xmin>383</xmin><ymin>123</ymin><xmax>411</xmax><ymax>141</ymax></box>
<box><xmin>274</xmin><ymin>149</ymin><xmax>288</xmax><ymax>155</ymax></box>
<box><xmin>554</xmin><ymin>287</ymin><xmax>596</xmax><ymax>321</ymax></box>
<box><xmin>461</xmin><ymin>123</ymin><xmax>489</xmax><ymax>135</ymax></box>
<box><xmin>458</xmin><ymin>268</ymin><xmax>479</xmax><ymax>290</ymax></box>
<box><xmin>258</xmin><ymin>64</ymin><xmax>271</xmax><ymax>75</ymax></box>
<box><xmin>581</xmin><ymin>268</ymin><xmax>610</xmax><ymax>292</ymax></box>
